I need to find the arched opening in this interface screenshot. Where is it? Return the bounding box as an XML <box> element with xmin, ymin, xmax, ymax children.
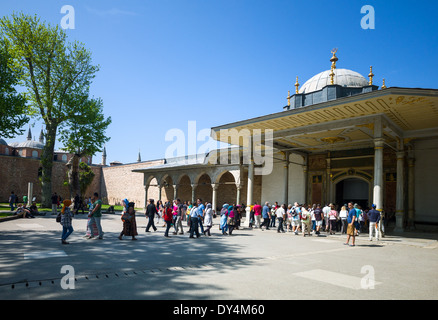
<box><xmin>217</xmin><ymin>171</ymin><xmax>237</xmax><ymax>207</ymax></box>
<box><xmin>178</xmin><ymin>175</ymin><xmax>192</xmax><ymax>203</ymax></box>
<box><xmin>335</xmin><ymin>177</ymin><xmax>369</xmax><ymax>209</ymax></box>
<box><xmin>161</xmin><ymin>175</ymin><xmax>174</xmax><ymax>202</ymax></box>
<box><xmin>196</xmin><ymin>173</ymin><xmax>212</xmax><ymax>204</ymax></box>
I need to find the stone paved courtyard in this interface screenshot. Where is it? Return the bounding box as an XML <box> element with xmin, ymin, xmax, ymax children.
<box><xmin>1</xmin><ymin>213</ymin><xmax>437</xmax><ymax>300</ymax></box>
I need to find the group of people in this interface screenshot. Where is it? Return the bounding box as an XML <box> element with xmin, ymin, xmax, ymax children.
<box><xmin>143</xmin><ymin>198</ymin><xmax>217</xmax><ymax>238</ymax></box>
<box><xmin>57</xmin><ymin>193</ymin><xmax>381</xmax><ymax>247</ymax></box>
<box><xmin>248</xmin><ymin>201</ymin><xmax>382</xmax><ymax>246</ymax></box>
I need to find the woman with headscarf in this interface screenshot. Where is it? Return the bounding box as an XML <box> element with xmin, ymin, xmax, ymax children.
<box><xmin>219</xmin><ymin>204</ymin><xmax>229</xmax><ymax>235</ymax></box>
<box><xmin>60</xmin><ymin>199</ymin><xmax>73</xmax><ymax>244</ymax></box>
<box><xmin>203</xmin><ymin>203</ymin><xmax>213</xmax><ymax>236</ymax></box>
<box><xmin>119</xmin><ymin>202</ymin><xmax>138</xmax><ymax>240</ymax></box>
<box><xmin>227</xmin><ymin>205</ymin><xmax>237</xmax><ymax>235</ymax></box>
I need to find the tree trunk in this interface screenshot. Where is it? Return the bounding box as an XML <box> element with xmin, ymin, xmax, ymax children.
<box><xmin>66</xmin><ymin>154</ymin><xmax>80</xmax><ymax>200</ymax></box>
<box><xmin>40</xmin><ymin>123</ymin><xmax>57</xmax><ymax>208</ymax></box>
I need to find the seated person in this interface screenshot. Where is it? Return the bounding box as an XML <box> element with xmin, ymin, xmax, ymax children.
<box><xmin>15</xmin><ymin>204</ymin><xmax>34</xmax><ymax>218</ymax></box>
<box><xmin>29</xmin><ymin>202</ymin><xmax>41</xmax><ymax>216</ymax></box>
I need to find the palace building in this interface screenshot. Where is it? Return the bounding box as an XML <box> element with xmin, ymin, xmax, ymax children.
<box><xmin>134</xmin><ymin>50</ymin><xmax>438</xmax><ymax>231</ymax></box>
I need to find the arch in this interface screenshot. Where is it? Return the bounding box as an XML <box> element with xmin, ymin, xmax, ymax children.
<box><xmin>161</xmin><ymin>175</ymin><xmax>174</xmax><ymax>202</ymax></box>
<box><xmin>195</xmin><ymin>173</ymin><xmax>212</xmax><ymax>204</ymax></box>
<box><xmin>217</xmin><ymin>171</ymin><xmax>237</xmax><ymax>207</ymax></box>
<box><xmin>177</xmin><ymin>174</ymin><xmax>192</xmax><ymax>203</ymax></box>
<box><xmin>334</xmin><ymin>176</ymin><xmax>370</xmax><ymax>209</ymax></box>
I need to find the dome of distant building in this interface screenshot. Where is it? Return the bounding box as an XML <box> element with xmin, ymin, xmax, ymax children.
<box><xmin>299</xmin><ymin>68</ymin><xmax>369</xmax><ymax>94</ymax></box>
<box><xmin>0</xmin><ymin>138</ymin><xmax>7</xmax><ymax>146</ymax></box>
<box><xmin>15</xmin><ymin>140</ymin><xmax>44</xmax><ymax>149</ymax></box>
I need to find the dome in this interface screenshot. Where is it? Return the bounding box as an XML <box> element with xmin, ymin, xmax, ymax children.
<box><xmin>299</xmin><ymin>68</ymin><xmax>369</xmax><ymax>94</ymax></box>
<box><xmin>0</xmin><ymin>138</ymin><xmax>7</xmax><ymax>146</ymax></box>
<box><xmin>15</xmin><ymin>140</ymin><xmax>44</xmax><ymax>149</ymax></box>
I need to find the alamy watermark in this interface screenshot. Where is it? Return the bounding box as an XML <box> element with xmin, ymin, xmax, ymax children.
<box><xmin>361</xmin><ymin>5</ymin><xmax>375</xmax><ymax>30</ymax></box>
<box><xmin>60</xmin><ymin>5</ymin><xmax>75</xmax><ymax>30</ymax></box>
<box><xmin>60</xmin><ymin>265</ymin><xmax>75</xmax><ymax>289</ymax></box>
<box><xmin>165</xmin><ymin>121</ymin><xmax>274</xmax><ymax>175</ymax></box>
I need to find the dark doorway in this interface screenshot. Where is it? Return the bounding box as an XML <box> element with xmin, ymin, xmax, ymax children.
<box><xmin>335</xmin><ymin>178</ymin><xmax>369</xmax><ymax>209</ymax></box>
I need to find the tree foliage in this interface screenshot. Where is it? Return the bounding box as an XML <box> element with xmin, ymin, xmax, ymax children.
<box><xmin>0</xmin><ymin>12</ymin><xmax>101</xmax><ymax>206</ymax></box>
<box><xmin>0</xmin><ymin>40</ymin><xmax>28</xmax><ymax>138</ymax></box>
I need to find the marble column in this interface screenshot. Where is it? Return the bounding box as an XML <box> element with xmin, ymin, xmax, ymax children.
<box><xmin>157</xmin><ymin>184</ymin><xmax>162</xmax><ymax>202</ymax></box>
<box><xmin>283</xmin><ymin>152</ymin><xmax>289</xmax><ymax>205</ymax></box>
<box><xmin>373</xmin><ymin>138</ymin><xmax>384</xmax><ymax>212</ymax></box>
<box><xmin>236</xmin><ymin>184</ymin><xmax>241</xmax><ymax>205</ymax></box>
<box><xmin>191</xmin><ymin>184</ymin><xmax>197</xmax><ymax>204</ymax></box>
<box><xmin>173</xmin><ymin>184</ymin><xmax>178</xmax><ymax>201</ymax></box>
<box><xmin>212</xmin><ymin>183</ymin><xmax>218</xmax><ymax>214</ymax></box>
<box><xmin>407</xmin><ymin>149</ymin><xmax>415</xmax><ymax>230</ymax></box>
<box><xmin>394</xmin><ymin>151</ymin><xmax>405</xmax><ymax>232</ymax></box>
<box><xmin>143</xmin><ymin>184</ymin><xmax>149</xmax><ymax>211</ymax></box>
<box><xmin>245</xmin><ymin>159</ymin><xmax>254</xmax><ymax>227</ymax></box>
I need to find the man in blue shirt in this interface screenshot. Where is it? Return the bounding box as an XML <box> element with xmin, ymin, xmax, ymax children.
<box><xmin>344</xmin><ymin>202</ymin><xmax>356</xmax><ymax>246</ymax></box>
<box><xmin>261</xmin><ymin>202</ymin><xmax>271</xmax><ymax>230</ymax></box>
<box><xmin>189</xmin><ymin>204</ymin><xmax>200</xmax><ymax>238</ymax></box>
<box><xmin>367</xmin><ymin>204</ymin><xmax>381</xmax><ymax>241</ymax></box>
<box><xmin>196</xmin><ymin>198</ymin><xmax>205</xmax><ymax>234</ymax></box>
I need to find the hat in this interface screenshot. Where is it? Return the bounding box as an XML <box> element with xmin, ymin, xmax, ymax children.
<box><xmin>371</xmin><ymin>204</ymin><xmax>376</xmax><ymax>208</ymax></box>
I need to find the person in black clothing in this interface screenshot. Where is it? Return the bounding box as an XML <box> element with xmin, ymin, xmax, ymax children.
<box><xmin>145</xmin><ymin>199</ymin><xmax>158</xmax><ymax>232</ymax></box>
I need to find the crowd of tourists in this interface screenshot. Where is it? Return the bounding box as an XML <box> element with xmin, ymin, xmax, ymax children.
<box><xmin>55</xmin><ymin>193</ymin><xmax>381</xmax><ymax>247</ymax></box>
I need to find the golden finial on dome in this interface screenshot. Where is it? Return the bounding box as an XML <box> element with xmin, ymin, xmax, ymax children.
<box><xmin>381</xmin><ymin>78</ymin><xmax>387</xmax><ymax>89</ymax></box>
<box><xmin>295</xmin><ymin>76</ymin><xmax>299</xmax><ymax>94</ymax></box>
<box><xmin>330</xmin><ymin>48</ymin><xmax>338</xmax><ymax>85</ymax></box>
<box><xmin>368</xmin><ymin>66</ymin><xmax>374</xmax><ymax>85</ymax></box>
<box><xmin>287</xmin><ymin>90</ymin><xmax>291</xmax><ymax>106</ymax></box>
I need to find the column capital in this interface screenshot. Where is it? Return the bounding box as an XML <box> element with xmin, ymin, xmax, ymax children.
<box><xmin>211</xmin><ymin>183</ymin><xmax>218</xmax><ymax>190</ymax></box>
<box><xmin>396</xmin><ymin>151</ymin><xmax>405</xmax><ymax>160</ymax></box>
<box><xmin>374</xmin><ymin>138</ymin><xmax>385</xmax><ymax>149</ymax></box>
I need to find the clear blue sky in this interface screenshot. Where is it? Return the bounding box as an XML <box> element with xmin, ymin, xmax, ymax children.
<box><xmin>2</xmin><ymin>0</ymin><xmax>438</xmax><ymax>164</ymax></box>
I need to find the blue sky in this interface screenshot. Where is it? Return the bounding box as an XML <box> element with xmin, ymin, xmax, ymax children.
<box><xmin>2</xmin><ymin>0</ymin><xmax>438</xmax><ymax>164</ymax></box>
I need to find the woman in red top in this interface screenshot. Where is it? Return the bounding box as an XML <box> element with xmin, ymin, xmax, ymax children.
<box><xmin>164</xmin><ymin>202</ymin><xmax>173</xmax><ymax>238</ymax></box>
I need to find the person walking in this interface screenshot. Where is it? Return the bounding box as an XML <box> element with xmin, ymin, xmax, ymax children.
<box><xmin>300</xmin><ymin>205</ymin><xmax>311</xmax><ymax>237</ymax></box>
<box><xmin>8</xmin><ymin>191</ymin><xmax>16</xmax><ymax>211</ymax></box>
<box><xmin>189</xmin><ymin>204</ymin><xmax>200</xmax><ymax>238</ymax></box>
<box><xmin>87</xmin><ymin>192</ymin><xmax>104</xmax><ymax>240</ymax></box>
<box><xmin>163</xmin><ymin>202</ymin><xmax>173</xmax><ymax>238</ymax></box>
<box><xmin>51</xmin><ymin>192</ymin><xmax>58</xmax><ymax>215</ymax></box>
<box><xmin>219</xmin><ymin>204</ymin><xmax>229</xmax><ymax>235</ymax></box>
<box><xmin>367</xmin><ymin>204</ymin><xmax>381</xmax><ymax>241</ymax></box>
<box><xmin>313</xmin><ymin>204</ymin><xmax>323</xmax><ymax>235</ymax></box>
<box><xmin>276</xmin><ymin>204</ymin><xmax>286</xmax><ymax>233</ymax></box>
<box><xmin>328</xmin><ymin>204</ymin><xmax>338</xmax><ymax>235</ymax></box>
<box><xmin>60</xmin><ymin>199</ymin><xmax>74</xmax><ymax>244</ymax></box>
<box><xmin>270</xmin><ymin>202</ymin><xmax>278</xmax><ymax>228</ymax></box>
<box><xmin>345</xmin><ymin>202</ymin><xmax>356</xmax><ymax>246</ymax></box>
<box><xmin>204</xmin><ymin>203</ymin><xmax>213</xmax><ymax>236</ymax></box>
<box><xmin>291</xmin><ymin>203</ymin><xmax>301</xmax><ymax>235</ymax></box>
<box><xmin>145</xmin><ymin>199</ymin><xmax>158</xmax><ymax>232</ymax></box>
<box><xmin>173</xmin><ymin>198</ymin><xmax>184</xmax><ymax>235</ymax></box>
<box><xmin>253</xmin><ymin>202</ymin><xmax>262</xmax><ymax>228</ymax></box>
<box><xmin>196</xmin><ymin>198</ymin><xmax>205</xmax><ymax>234</ymax></box>
<box><xmin>227</xmin><ymin>205</ymin><xmax>237</xmax><ymax>235</ymax></box>
<box><xmin>339</xmin><ymin>205</ymin><xmax>348</xmax><ymax>234</ymax></box>
<box><xmin>119</xmin><ymin>202</ymin><xmax>138</xmax><ymax>240</ymax></box>
<box><xmin>261</xmin><ymin>202</ymin><xmax>271</xmax><ymax>230</ymax></box>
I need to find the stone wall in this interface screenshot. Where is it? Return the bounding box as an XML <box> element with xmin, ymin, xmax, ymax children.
<box><xmin>0</xmin><ymin>154</ymin><xmax>102</xmax><ymax>204</ymax></box>
<box><xmin>100</xmin><ymin>159</ymin><xmax>164</xmax><ymax>208</ymax></box>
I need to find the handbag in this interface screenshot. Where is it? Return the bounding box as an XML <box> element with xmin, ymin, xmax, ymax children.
<box><xmin>56</xmin><ymin>213</ymin><xmax>61</xmax><ymax>223</ymax></box>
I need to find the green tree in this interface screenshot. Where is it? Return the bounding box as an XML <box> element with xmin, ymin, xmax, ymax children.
<box><xmin>61</xmin><ymin>94</ymin><xmax>111</xmax><ymax>198</ymax></box>
<box><xmin>0</xmin><ymin>13</ymin><xmax>99</xmax><ymax>207</ymax></box>
<box><xmin>0</xmin><ymin>40</ymin><xmax>28</xmax><ymax>138</ymax></box>
<box><xmin>78</xmin><ymin>161</ymin><xmax>95</xmax><ymax>197</ymax></box>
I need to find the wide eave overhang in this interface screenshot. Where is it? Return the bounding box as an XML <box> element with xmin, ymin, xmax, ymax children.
<box><xmin>211</xmin><ymin>87</ymin><xmax>438</xmax><ymax>153</ymax></box>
